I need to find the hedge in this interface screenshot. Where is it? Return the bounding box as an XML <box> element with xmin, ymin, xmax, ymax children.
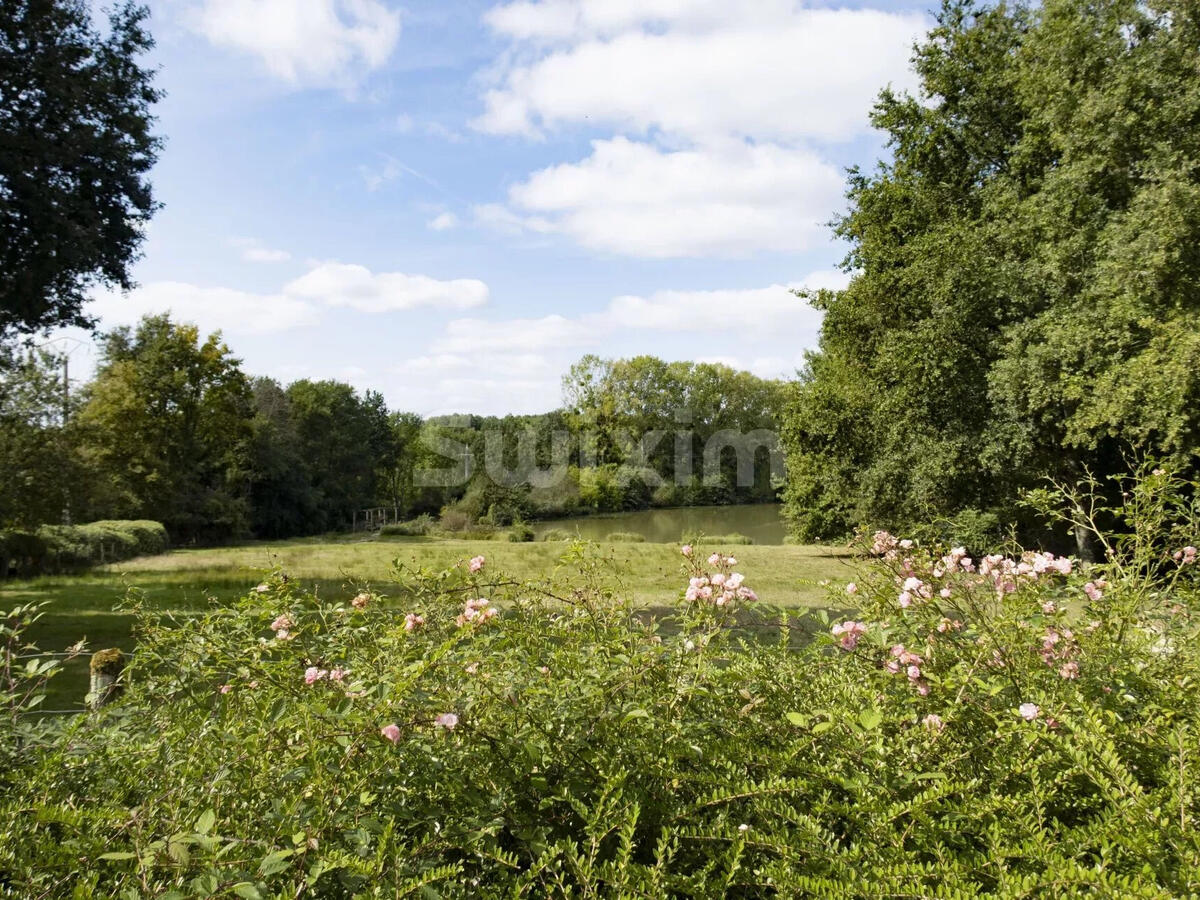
<box><xmin>0</xmin><ymin>520</ymin><xmax>168</xmax><ymax>577</ymax></box>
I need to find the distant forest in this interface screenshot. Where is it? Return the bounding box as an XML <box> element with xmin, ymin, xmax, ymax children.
<box><xmin>0</xmin><ymin>316</ymin><xmax>786</xmax><ymax>543</ymax></box>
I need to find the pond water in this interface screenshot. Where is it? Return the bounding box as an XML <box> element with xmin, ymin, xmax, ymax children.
<box><xmin>532</xmin><ymin>503</ymin><xmax>788</xmax><ymax>545</ymax></box>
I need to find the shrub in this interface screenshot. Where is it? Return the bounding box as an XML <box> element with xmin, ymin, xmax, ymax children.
<box><xmin>540</xmin><ymin>528</ymin><xmax>574</xmax><ymax>542</ymax></box>
<box><xmin>380</xmin><ymin>515</ymin><xmax>436</xmax><ymax>537</ymax></box>
<box><xmin>0</xmin><ymin>530</ymin><xmax>47</xmax><ymax>577</ymax></box>
<box><xmin>1</xmin><ymin>520</ymin><xmax>168</xmax><ymax>577</ymax></box>
<box><xmin>90</xmin><ymin>520</ymin><xmax>169</xmax><ymax>556</ymax></box>
<box><xmin>1</xmin><ymin>471</ymin><xmax>1198</xmax><ymax>896</ymax></box>
<box><xmin>605</xmin><ymin>531</ymin><xmax>645</xmax><ymax>542</ymax></box>
<box><xmin>438</xmin><ymin>508</ymin><xmax>472</xmax><ymax>533</ymax></box>
<box><xmin>507</xmin><ymin>522</ymin><xmax>535</xmax><ymax>542</ymax></box>
<box><xmin>706</xmin><ymin>533</ymin><xmax>753</xmax><ymax>545</ymax></box>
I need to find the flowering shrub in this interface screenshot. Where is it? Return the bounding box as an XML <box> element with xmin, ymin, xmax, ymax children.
<box><xmin>0</xmin><ymin>471</ymin><xmax>1198</xmax><ymax>897</ymax></box>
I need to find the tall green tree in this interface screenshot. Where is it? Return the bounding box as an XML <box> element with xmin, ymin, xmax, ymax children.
<box><xmin>0</xmin><ymin>1</ymin><xmax>161</xmax><ymax>338</ymax></box>
<box><xmin>782</xmin><ymin>0</ymin><xmax>1200</xmax><ymax>545</ymax></box>
<box><xmin>76</xmin><ymin>315</ymin><xmax>251</xmax><ymax>542</ymax></box>
<box><xmin>245</xmin><ymin>377</ymin><xmax>317</xmax><ymax>539</ymax></box>
<box><xmin>0</xmin><ymin>345</ymin><xmax>77</xmax><ymax>527</ymax></box>
<box><xmin>284</xmin><ymin>380</ymin><xmax>386</xmax><ymax>533</ymax></box>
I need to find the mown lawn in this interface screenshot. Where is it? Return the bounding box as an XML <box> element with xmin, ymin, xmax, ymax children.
<box><xmin>3</xmin><ymin>536</ymin><xmax>853</xmax><ymax>711</ymax></box>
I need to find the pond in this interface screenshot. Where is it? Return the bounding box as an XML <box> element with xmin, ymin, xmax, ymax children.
<box><xmin>533</xmin><ymin>503</ymin><xmax>789</xmax><ymax>545</ymax></box>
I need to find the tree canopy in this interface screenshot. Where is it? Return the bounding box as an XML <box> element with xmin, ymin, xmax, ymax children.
<box><xmin>782</xmin><ymin>0</ymin><xmax>1200</xmax><ymax>544</ymax></box>
<box><xmin>0</xmin><ymin>0</ymin><xmax>160</xmax><ymax>339</ymax></box>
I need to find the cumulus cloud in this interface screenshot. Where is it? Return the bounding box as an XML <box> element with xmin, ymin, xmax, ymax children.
<box><xmin>429</xmin><ymin>270</ymin><xmax>844</xmax><ymax>357</ymax></box>
<box><xmin>491</xmin><ymin>137</ymin><xmax>844</xmax><ymax>257</ymax></box>
<box><xmin>89</xmin><ymin>282</ymin><xmax>320</xmax><ymax>336</ymax></box>
<box><xmin>285</xmin><ymin>262</ymin><xmax>489</xmax><ymax>313</ymax></box>
<box><xmin>427</xmin><ymin>212</ymin><xmax>459</xmax><ymax>231</ymax></box>
<box><xmin>88</xmin><ymin>260</ymin><xmax>490</xmax><ymax>338</ymax></box>
<box><xmin>229</xmin><ymin>237</ymin><xmax>292</xmax><ymax>263</ymax></box>
<box><xmin>475</xmin><ymin>3</ymin><xmax>925</xmax><ymax>142</ymax></box>
<box><xmin>190</xmin><ymin>0</ymin><xmax>401</xmax><ymax>87</ymax></box>
<box><xmin>472</xmin><ymin>0</ymin><xmax>926</xmax><ymax>257</ymax></box>
<box><xmin>431</xmin><ymin>314</ymin><xmax>589</xmax><ymax>355</ymax></box>
<box><xmin>602</xmin><ymin>282</ymin><xmax>827</xmax><ymax>333</ymax></box>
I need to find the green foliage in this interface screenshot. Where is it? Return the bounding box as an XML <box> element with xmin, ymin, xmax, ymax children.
<box><xmin>1</xmin><ymin>474</ymin><xmax>1198</xmax><ymax>895</ymax></box>
<box><xmin>783</xmin><ymin>0</ymin><xmax>1200</xmax><ymax>542</ymax></box>
<box><xmin>539</xmin><ymin>528</ymin><xmax>574</xmax><ymax>542</ymax></box>
<box><xmin>0</xmin><ymin>1</ymin><xmax>161</xmax><ymax>338</ymax></box>
<box><xmin>379</xmin><ymin>515</ymin><xmax>436</xmax><ymax>537</ymax></box>
<box><xmin>1</xmin><ymin>600</ymin><xmax>84</xmax><ymax>766</ymax></box>
<box><xmin>0</xmin><ymin>519</ymin><xmax>167</xmax><ymax>576</ymax></box>
<box><xmin>507</xmin><ymin>522</ymin><xmax>535</xmax><ymax>542</ymax></box>
<box><xmin>0</xmin><ymin>347</ymin><xmax>79</xmax><ymax>528</ymax></box>
<box><xmin>697</xmin><ymin>533</ymin><xmax>754</xmax><ymax>546</ymax></box>
<box><xmin>76</xmin><ymin>315</ymin><xmax>252</xmax><ymax>543</ymax></box>
<box><xmin>605</xmin><ymin>531</ymin><xmax>646</xmax><ymax>543</ymax></box>
<box><xmin>563</xmin><ymin>355</ymin><xmax>785</xmax><ymax>505</ymax></box>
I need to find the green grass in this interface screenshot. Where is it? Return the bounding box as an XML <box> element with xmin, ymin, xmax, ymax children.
<box><xmin>4</xmin><ymin>535</ymin><xmax>853</xmax><ymax>712</ymax></box>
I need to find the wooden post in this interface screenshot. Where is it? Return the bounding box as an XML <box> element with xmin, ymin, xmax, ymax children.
<box><xmin>88</xmin><ymin>648</ymin><xmax>125</xmax><ymax>709</ymax></box>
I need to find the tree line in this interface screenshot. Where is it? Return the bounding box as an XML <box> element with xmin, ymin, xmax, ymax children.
<box><xmin>0</xmin><ymin>316</ymin><xmax>787</xmax><ymax>542</ymax></box>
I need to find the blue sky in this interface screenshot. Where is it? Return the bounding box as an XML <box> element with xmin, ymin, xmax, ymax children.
<box><xmin>71</xmin><ymin>0</ymin><xmax>932</xmax><ymax>415</ymax></box>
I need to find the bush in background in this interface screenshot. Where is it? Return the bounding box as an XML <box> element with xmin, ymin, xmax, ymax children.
<box><xmin>0</xmin><ymin>520</ymin><xmax>168</xmax><ymax>577</ymax></box>
<box><xmin>507</xmin><ymin>522</ymin><xmax>535</xmax><ymax>543</ymax></box>
<box><xmin>605</xmin><ymin>532</ymin><xmax>646</xmax><ymax>543</ymax></box>
<box><xmin>379</xmin><ymin>515</ymin><xmax>436</xmax><ymax>537</ymax></box>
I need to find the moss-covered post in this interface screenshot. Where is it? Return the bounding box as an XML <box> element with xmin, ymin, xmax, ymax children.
<box><xmin>88</xmin><ymin>648</ymin><xmax>125</xmax><ymax>709</ymax></box>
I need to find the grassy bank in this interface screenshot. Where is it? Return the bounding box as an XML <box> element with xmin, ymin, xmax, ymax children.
<box><xmin>3</xmin><ymin>536</ymin><xmax>851</xmax><ymax>711</ymax></box>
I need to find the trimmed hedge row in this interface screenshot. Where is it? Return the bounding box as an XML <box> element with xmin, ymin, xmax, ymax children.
<box><xmin>0</xmin><ymin>520</ymin><xmax>168</xmax><ymax>577</ymax></box>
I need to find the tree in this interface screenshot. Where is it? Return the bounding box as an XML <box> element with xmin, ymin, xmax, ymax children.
<box><xmin>0</xmin><ymin>0</ymin><xmax>161</xmax><ymax>338</ymax></box>
<box><xmin>245</xmin><ymin>377</ymin><xmax>317</xmax><ymax>539</ymax></box>
<box><xmin>0</xmin><ymin>344</ymin><xmax>77</xmax><ymax>527</ymax></box>
<box><xmin>782</xmin><ymin>0</ymin><xmax>1200</xmax><ymax>544</ymax></box>
<box><xmin>285</xmin><ymin>380</ymin><xmax>384</xmax><ymax>533</ymax></box>
<box><xmin>76</xmin><ymin>315</ymin><xmax>251</xmax><ymax>542</ymax></box>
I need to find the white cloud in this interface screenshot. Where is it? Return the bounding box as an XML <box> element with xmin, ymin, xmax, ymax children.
<box><xmin>473</xmin><ymin>1</ymin><xmax>925</xmax><ymax>258</ymax></box>
<box><xmin>427</xmin><ymin>212</ymin><xmax>459</xmax><ymax>231</ymax></box>
<box><xmin>87</xmin><ymin>259</ymin><xmax>492</xmax><ymax>339</ymax></box>
<box><xmin>285</xmin><ymin>262</ymin><xmax>489</xmax><ymax>313</ymax></box>
<box><xmin>229</xmin><ymin>237</ymin><xmax>292</xmax><ymax>263</ymax></box>
<box><xmin>431</xmin><ymin>314</ymin><xmax>589</xmax><ymax>355</ymax></box>
<box><xmin>428</xmin><ymin>270</ymin><xmax>841</xmax><ymax>357</ymax></box>
<box><xmin>244</xmin><ymin>247</ymin><xmax>292</xmax><ymax>263</ymax></box>
<box><xmin>490</xmin><ymin>137</ymin><xmax>844</xmax><ymax>257</ymax></box>
<box><xmin>89</xmin><ymin>282</ymin><xmax>320</xmax><ymax>336</ymax></box>
<box><xmin>190</xmin><ymin>0</ymin><xmax>401</xmax><ymax>87</ymax></box>
<box><xmin>602</xmin><ymin>282</ymin><xmax>827</xmax><ymax>333</ymax></box>
<box><xmin>475</xmin><ymin>3</ymin><xmax>925</xmax><ymax>143</ymax></box>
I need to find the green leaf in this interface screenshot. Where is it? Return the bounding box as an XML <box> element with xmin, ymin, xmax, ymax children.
<box><xmin>231</xmin><ymin>884</ymin><xmax>263</xmax><ymax>900</ymax></box>
<box><xmin>258</xmin><ymin>848</ymin><xmax>294</xmax><ymax>876</ymax></box>
<box><xmin>859</xmin><ymin>708</ymin><xmax>882</xmax><ymax>731</ymax></box>
<box><xmin>98</xmin><ymin>852</ymin><xmax>138</xmax><ymax>861</ymax></box>
<box><xmin>195</xmin><ymin>808</ymin><xmax>216</xmax><ymax>835</ymax></box>
<box><xmin>812</xmin><ymin>720</ymin><xmax>834</xmax><ymax>735</ymax></box>
<box><xmin>785</xmin><ymin>712</ymin><xmax>807</xmax><ymax>727</ymax></box>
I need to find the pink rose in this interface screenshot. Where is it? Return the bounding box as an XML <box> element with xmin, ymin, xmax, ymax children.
<box><xmin>434</xmin><ymin>712</ymin><xmax>459</xmax><ymax>731</ymax></box>
<box><xmin>380</xmin><ymin>723</ymin><xmax>401</xmax><ymax>744</ymax></box>
<box><xmin>468</xmin><ymin>555</ymin><xmax>486</xmax><ymax>573</ymax></box>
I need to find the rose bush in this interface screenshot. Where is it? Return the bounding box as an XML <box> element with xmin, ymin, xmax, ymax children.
<box><xmin>1</xmin><ymin>471</ymin><xmax>1198</xmax><ymax>897</ymax></box>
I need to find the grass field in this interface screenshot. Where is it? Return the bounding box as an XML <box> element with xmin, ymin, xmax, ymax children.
<box><xmin>3</xmin><ymin>535</ymin><xmax>853</xmax><ymax>711</ymax></box>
